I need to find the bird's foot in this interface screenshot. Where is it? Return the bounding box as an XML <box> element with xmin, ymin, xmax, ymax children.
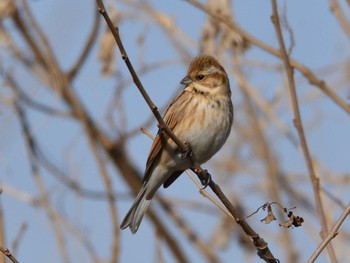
<box><xmin>201</xmin><ymin>170</ymin><xmax>211</xmax><ymax>189</ymax></box>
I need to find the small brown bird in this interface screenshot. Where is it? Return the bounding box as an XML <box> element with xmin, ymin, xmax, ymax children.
<box><xmin>120</xmin><ymin>55</ymin><xmax>233</xmax><ymax>233</ymax></box>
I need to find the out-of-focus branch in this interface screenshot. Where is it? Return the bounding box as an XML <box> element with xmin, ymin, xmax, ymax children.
<box><xmin>9</xmin><ymin>85</ymin><xmax>73</xmax><ymax>118</ymax></box>
<box><xmin>11</xmin><ymin>8</ymin><xmax>48</xmax><ymax>67</ymax></box>
<box><xmin>96</xmin><ymin>1</ymin><xmax>278</xmax><ymax>261</ymax></box>
<box><xmin>158</xmin><ymin>199</ymin><xmax>221</xmax><ymax>263</ymax></box>
<box><xmin>67</xmin><ymin>8</ymin><xmax>101</xmax><ymax>80</ymax></box>
<box><xmin>87</xmin><ymin>139</ymin><xmax>120</xmax><ymax>263</ymax></box>
<box><xmin>329</xmin><ymin>0</ymin><xmax>350</xmax><ymax>40</ymax></box>
<box><xmin>232</xmin><ymin>53</ymin><xmax>298</xmax><ymax>263</ymax></box>
<box><xmin>11</xmin><ymin>224</ymin><xmax>27</xmax><ymax>256</ymax></box>
<box><xmin>13</xmin><ymin>93</ymin><xmax>71</xmax><ymax>263</ymax></box>
<box><xmin>270</xmin><ymin>1</ymin><xmax>337</xmax><ymax>262</ymax></box>
<box><xmin>185</xmin><ymin>0</ymin><xmax>350</xmax><ymax>116</ymax></box>
<box><xmin>307</xmin><ymin>202</ymin><xmax>350</xmax><ymax>262</ymax></box>
<box><xmin>137</xmin><ymin>1</ymin><xmax>193</xmax><ymax>61</ymax></box>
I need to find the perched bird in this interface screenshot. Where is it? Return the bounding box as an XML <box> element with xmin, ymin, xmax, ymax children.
<box><xmin>120</xmin><ymin>55</ymin><xmax>233</xmax><ymax>233</ymax></box>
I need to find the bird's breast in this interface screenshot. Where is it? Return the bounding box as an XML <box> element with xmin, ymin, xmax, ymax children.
<box><xmin>178</xmin><ymin>95</ymin><xmax>232</xmax><ymax>164</ymax></box>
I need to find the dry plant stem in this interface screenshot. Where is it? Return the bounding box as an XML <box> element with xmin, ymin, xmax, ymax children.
<box><xmin>96</xmin><ymin>1</ymin><xmax>278</xmax><ymax>262</ymax></box>
<box><xmin>11</xmin><ymin>224</ymin><xmax>27</xmax><ymax>255</ymax></box>
<box><xmin>0</xmin><ymin>247</ymin><xmax>19</xmax><ymax>263</ymax></box>
<box><xmin>328</xmin><ymin>0</ymin><xmax>350</xmax><ymax>40</ymax></box>
<box><xmin>68</xmin><ymin>8</ymin><xmax>101</xmax><ymax>80</ymax></box>
<box><xmin>308</xmin><ymin>202</ymin><xmax>350</xmax><ymax>263</ymax></box>
<box><xmin>155</xmin><ymin>231</ymin><xmax>166</xmax><ymax>263</ymax></box>
<box><xmin>185</xmin><ymin>0</ymin><xmax>350</xmax><ymax>116</ymax></box>
<box><xmin>270</xmin><ymin>1</ymin><xmax>337</xmax><ymax>263</ymax></box>
<box><xmin>232</xmin><ymin>54</ymin><xmax>298</xmax><ymax>263</ymax></box>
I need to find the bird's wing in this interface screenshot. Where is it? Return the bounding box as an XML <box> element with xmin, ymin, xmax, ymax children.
<box><xmin>142</xmin><ymin>91</ymin><xmax>185</xmax><ymax>184</ymax></box>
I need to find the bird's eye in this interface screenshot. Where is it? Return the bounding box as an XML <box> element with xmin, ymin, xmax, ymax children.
<box><xmin>196</xmin><ymin>74</ymin><xmax>205</xmax><ymax>80</ymax></box>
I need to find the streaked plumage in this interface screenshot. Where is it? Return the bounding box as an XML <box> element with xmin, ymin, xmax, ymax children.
<box><xmin>120</xmin><ymin>55</ymin><xmax>233</xmax><ymax>233</ymax></box>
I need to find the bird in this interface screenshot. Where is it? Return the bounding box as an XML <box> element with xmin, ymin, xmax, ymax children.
<box><xmin>120</xmin><ymin>55</ymin><xmax>233</xmax><ymax>234</ymax></box>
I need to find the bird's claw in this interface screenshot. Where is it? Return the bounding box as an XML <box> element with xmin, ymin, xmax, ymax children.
<box><xmin>201</xmin><ymin>171</ymin><xmax>211</xmax><ymax>189</ymax></box>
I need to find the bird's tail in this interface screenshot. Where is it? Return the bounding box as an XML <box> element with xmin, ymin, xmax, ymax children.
<box><xmin>120</xmin><ymin>185</ymin><xmax>151</xmax><ymax>234</ymax></box>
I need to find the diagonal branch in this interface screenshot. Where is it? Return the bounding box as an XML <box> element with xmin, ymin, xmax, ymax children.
<box><xmin>96</xmin><ymin>0</ymin><xmax>188</xmax><ymax>152</ymax></box>
<box><xmin>328</xmin><ymin>0</ymin><xmax>350</xmax><ymax>41</ymax></box>
<box><xmin>0</xmin><ymin>247</ymin><xmax>19</xmax><ymax>263</ymax></box>
<box><xmin>307</xmin><ymin>202</ymin><xmax>350</xmax><ymax>262</ymax></box>
<box><xmin>67</xmin><ymin>8</ymin><xmax>101</xmax><ymax>80</ymax></box>
<box><xmin>270</xmin><ymin>1</ymin><xmax>337</xmax><ymax>262</ymax></box>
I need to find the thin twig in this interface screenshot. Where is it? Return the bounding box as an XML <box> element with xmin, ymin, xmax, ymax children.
<box><xmin>5</xmin><ymin>76</ymin><xmax>73</xmax><ymax>118</ymax></box>
<box><xmin>96</xmin><ymin>0</ymin><xmax>187</xmax><ymax>152</ymax></box>
<box><xmin>270</xmin><ymin>1</ymin><xmax>337</xmax><ymax>262</ymax></box>
<box><xmin>307</xmin><ymin>202</ymin><xmax>350</xmax><ymax>262</ymax></box>
<box><xmin>13</xmin><ymin>97</ymin><xmax>71</xmax><ymax>263</ymax></box>
<box><xmin>11</xmin><ymin>224</ymin><xmax>27</xmax><ymax>256</ymax></box>
<box><xmin>67</xmin><ymin>8</ymin><xmax>101</xmax><ymax>80</ymax></box>
<box><xmin>0</xmin><ymin>247</ymin><xmax>19</xmax><ymax>263</ymax></box>
<box><xmin>88</xmin><ymin>139</ymin><xmax>120</xmax><ymax>263</ymax></box>
<box><xmin>233</xmin><ymin>54</ymin><xmax>298</xmax><ymax>262</ymax></box>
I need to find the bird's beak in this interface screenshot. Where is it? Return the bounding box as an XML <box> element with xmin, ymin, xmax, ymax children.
<box><xmin>180</xmin><ymin>75</ymin><xmax>192</xmax><ymax>85</ymax></box>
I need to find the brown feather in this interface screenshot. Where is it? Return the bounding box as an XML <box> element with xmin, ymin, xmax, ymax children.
<box><xmin>142</xmin><ymin>91</ymin><xmax>186</xmax><ymax>183</ymax></box>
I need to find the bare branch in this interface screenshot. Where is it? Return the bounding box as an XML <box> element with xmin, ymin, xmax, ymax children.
<box><xmin>308</xmin><ymin>202</ymin><xmax>350</xmax><ymax>262</ymax></box>
<box><xmin>0</xmin><ymin>247</ymin><xmax>19</xmax><ymax>263</ymax></box>
<box><xmin>67</xmin><ymin>8</ymin><xmax>101</xmax><ymax>80</ymax></box>
<box><xmin>328</xmin><ymin>0</ymin><xmax>350</xmax><ymax>41</ymax></box>
<box><xmin>270</xmin><ymin>1</ymin><xmax>337</xmax><ymax>262</ymax></box>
